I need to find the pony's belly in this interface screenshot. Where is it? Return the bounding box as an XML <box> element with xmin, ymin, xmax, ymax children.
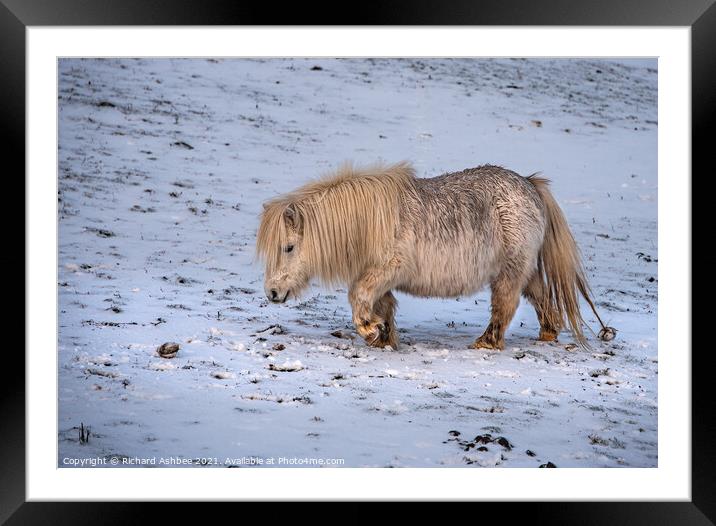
<box><xmin>393</xmin><ymin>221</ymin><xmax>504</xmax><ymax>298</ymax></box>
<box><xmin>397</xmin><ymin>280</ymin><xmax>485</xmax><ymax>298</ymax></box>
<box><xmin>397</xmin><ymin>252</ymin><xmax>495</xmax><ymax>298</ymax></box>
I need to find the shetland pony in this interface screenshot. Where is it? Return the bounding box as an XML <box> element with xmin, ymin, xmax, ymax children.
<box><xmin>257</xmin><ymin>162</ymin><xmax>610</xmax><ymax>350</ymax></box>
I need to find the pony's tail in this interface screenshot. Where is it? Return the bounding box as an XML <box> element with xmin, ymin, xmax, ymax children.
<box><xmin>527</xmin><ymin>174</ymin><xmax>609</xmax><ymax>347</ymax></box>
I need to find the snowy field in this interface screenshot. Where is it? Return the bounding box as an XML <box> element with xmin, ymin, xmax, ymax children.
<box><xmin>58</xmin><ymin>58</ymin><xmax>657</xmax><ymax>468</ymax></box>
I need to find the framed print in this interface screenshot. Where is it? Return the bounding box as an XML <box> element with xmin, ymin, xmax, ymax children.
<box><xmin>8</xmin><ymin>0</ymin><xmax>714</xmax><ymax>521</ymax></box>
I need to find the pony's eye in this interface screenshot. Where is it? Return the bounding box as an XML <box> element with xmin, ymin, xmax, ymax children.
<box><xmin>284</xmin><ymin>245</ymin><xmax>294</xmax><ymax>253</ymax></box>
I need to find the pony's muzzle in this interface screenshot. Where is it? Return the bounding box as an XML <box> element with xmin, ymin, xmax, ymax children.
<box><xmin>267</xmin><ymin>289</ymin><xmax>289</xmax><ymax>303</ymax></box>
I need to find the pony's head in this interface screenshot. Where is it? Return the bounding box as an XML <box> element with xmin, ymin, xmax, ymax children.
<box><xmin>256</xmin><ymin>161</ymin><xmax>416</xmax><ymax>303</ymax></box>
<box><xmin>256</xmin><ymin>201</ymin><xmax>310</xmax><ymax>303</ymax></box>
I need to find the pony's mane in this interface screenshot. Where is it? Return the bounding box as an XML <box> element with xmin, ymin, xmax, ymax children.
<box><xmin>256</xmin><ymin>161</ymin><xmax>416</xmax><ymax>284</ymax></box>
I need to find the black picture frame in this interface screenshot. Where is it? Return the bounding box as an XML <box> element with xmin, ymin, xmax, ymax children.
<box><xmin>6</xmin><ymin>0</ymin><xmax>713</xmax><ymax>521</ymax></box>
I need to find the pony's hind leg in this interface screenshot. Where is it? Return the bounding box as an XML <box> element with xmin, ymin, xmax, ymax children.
<box><xmin>522</xmin><ymin>271</ymin><xmax>562</xmax><ymax>342</ymax></box>
<box><xmin>372</xmin><ymin>291</ymin><xmax>399</xmax><ymax>349</ymax></box>
<box><xmin>471</xmin><ymin>275</ymin><xmax>522</xmax><ymax>350</ymax></box>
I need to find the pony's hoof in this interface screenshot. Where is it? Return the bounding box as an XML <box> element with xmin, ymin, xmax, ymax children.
<box><xmin>538</xmin><ymin>329</ymin><xmax>559</xmax><ymax>342</ymax></box>
<box><xmin>369</xmin><ymin>337</ymin><xmax>399</xmax><ymax>350</ymax></box>
<box><xmin>368</xmin><ymin>338</ymin><xmax>390</xmax><ymax>349</ymax></box>
<box><xmin>358</xmin><ymin>320</ymin><xmax>400</xmax><ymax>350</ymax></box>
<box><xmin>356</xmin><ymin>317</ymin><xmax>384</xmax><ymax>344</ymax></box>
<box><xmin>379</xmin><ymin>325</ymin><xmax>400</xmax><ymax>350</ymax></box>
<box><xmin>469</xmin><ymin>337</ymin><xmax>503</xmax><ymax>350</ymax></box>
<box><xmin>378</xmin><ymin>320</ymin><xmax>398</xmax><ymax>343</ymax></box>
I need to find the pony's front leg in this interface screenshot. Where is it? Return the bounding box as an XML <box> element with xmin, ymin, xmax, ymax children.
<box><xmin>348</xmin><ymin>265</ymin><xmax>399</xmax><ymax>348</ymax></box>
<box><xmin>373</xmin><ymin>292</ymin><xmax>399</xmax><ymax>349</ymax></box>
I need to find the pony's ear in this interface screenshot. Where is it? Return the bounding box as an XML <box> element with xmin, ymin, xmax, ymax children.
<box><xmin>283</xmin><ymin>204</ymin><xmax>301</xmax><ymax>230</ymax></box>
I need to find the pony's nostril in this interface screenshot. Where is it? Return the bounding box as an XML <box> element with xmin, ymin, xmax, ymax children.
<box><xmin>270</xmin><ymin>289</ymin><xmax>278</xmax><ymax>300</ymax></box>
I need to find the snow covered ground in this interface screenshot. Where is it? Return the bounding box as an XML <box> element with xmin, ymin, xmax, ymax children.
<box><xmin>58</xmin><ymin>58</ymin><xmax>657</xmax><ymax>468</ymax></box>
